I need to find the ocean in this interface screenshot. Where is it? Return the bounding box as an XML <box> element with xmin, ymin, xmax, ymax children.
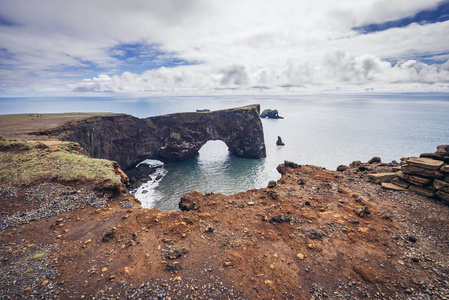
<box><xmin>1</xmin><ymin>94</ymin><xmax>449</xmax><ymax>210</ymax></box>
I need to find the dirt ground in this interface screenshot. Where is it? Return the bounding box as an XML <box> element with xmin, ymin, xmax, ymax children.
<box><xmin>1</xmin><ymin>162</ymin><xmax>448</xmax><ymax>299</ymax></box>
<box><xmin>0</xmin><ymin>113</ymin><xmax>117</xmax><ymax>142</ymax></box>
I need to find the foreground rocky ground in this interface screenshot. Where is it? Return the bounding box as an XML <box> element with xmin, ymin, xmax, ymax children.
<box><xmin>1</xmin><ymin>144</ymin><xmax>448</xmax><ymax>299</ymax></box>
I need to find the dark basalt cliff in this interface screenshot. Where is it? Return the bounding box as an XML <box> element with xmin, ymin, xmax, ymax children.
<box><xmin>38</xmin><ymin>105</ymin><xmax>266</xmax><ymax>170</ymax></box>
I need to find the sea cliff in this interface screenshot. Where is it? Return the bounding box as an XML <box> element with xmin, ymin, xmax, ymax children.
<box><xmin>34</xmin><ymin>105</ymin><xmax>266</xmax><ymax>170</ymax></box>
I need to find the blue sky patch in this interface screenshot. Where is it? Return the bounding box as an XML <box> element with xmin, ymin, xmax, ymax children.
<box><xmin>0</xmin><ymin>15</ymin><xmax>21</xmax><ymax>27</ymax></box>
<box><xmin>35</xmin><ymin>43</ymin><xmax>200</xmax><ymax>80</ymax></box>
<box><xmin>353</xmin><ymin>1</ymin><xmax>449</xmax><ymax>34</ymax></box>
<box><xmin>108</xmin><ymin>42</ymin><xmax>198</xmax><ymax>74</ymax></box>
<box><xmin>385</xmin><ymin>52</ymin><xmax>449</xmax><ymax>65</ymax></box>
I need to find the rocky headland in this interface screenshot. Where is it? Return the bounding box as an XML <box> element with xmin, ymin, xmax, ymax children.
<box><xmin>0</xmin><ymin>110</ymin><xmax>448</xmax><ymax>299</ymax></box>
<box><xmin>33</xmin><ymin>105</ymin><xmax>266</xmax><ymax>170</ymax></box>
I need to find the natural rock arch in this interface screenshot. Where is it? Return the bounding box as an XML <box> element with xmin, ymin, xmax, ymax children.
<box><xmin>43</xmin><ymin>105</ymin><xmax>266</xmax><ymax>170</ymax></box>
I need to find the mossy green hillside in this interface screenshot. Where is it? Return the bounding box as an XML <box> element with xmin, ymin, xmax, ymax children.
<box><xmin>0</xmin><ymin>140</ymin><xmax>122</xmax><ymax>188</ymax></box>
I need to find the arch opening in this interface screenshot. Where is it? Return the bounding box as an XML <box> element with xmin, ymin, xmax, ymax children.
<box><xmin>198</xmin><ymin>140</ymin><xmax>230</xmax><ymax>164</ymax></box>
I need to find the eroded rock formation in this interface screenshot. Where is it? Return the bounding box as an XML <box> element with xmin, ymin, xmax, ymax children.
<box><xmin>367</xmin><ymin>145</ymin><xmax>449</xmax><ymax>205</ymax></box>
<box><xmin>37</xmin><ymin>105</ymin><xmax>266</xmax><ymax>170</ymax></box>
<box><xmin>260</xmin><ymin>109</ymin><xmax>283</xmax><ymax>119</ymax></box>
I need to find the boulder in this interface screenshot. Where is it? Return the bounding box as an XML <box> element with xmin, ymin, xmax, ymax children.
<box><xmin>368</xmin><ymin>157</ymin><xmax>381</xmax><ymax>164</ymax></box>
<box><xmin>270</xmin><ymin>214</ymin><xmax>291</xmax><ymax>223</ymax></box>
<box><xmin>421</xmin><ymin>145</ymin><xmax>449</xmax><ymax>163</ymax></box>
<box><xmin>356</xmin><ymin>206</ymin><xmax>371</xmax><ymax>217</ymax></box>
<box><xmin>349</xmin><ymin>160</ymin><xmax>362</xmax><ymax>168</ymax></box>
<box><xmin>276</xmin><ymin>136</ymin><xmax>285</xmax><ymax>146</ymax></box>
<box><xmin>435</xmin><ymin>145</ymin><xmax>449</xmax><ymax>156</ymax></box>
<box><xmin>368</xmin><ymin>172</ymin><xmax>397</xmax><ymax>184</ymax></box>
<box><xmin>276</xmin><ymin>161</ymin><xmax>301</xmax><ymax>175</ymax></box>
<box><xmin>408</xmin><ymin>185</ymin><xmax>435</xmax><ymax>197</ymax></box>
<box><xmin>284</xmin><ymin>161</ymin><xmax>300</xmax><ymax>168</ymax></box>
<box><xmin>179</xmin><ymin>190</ymin><xmax>203</xmax><ymax>211</ymax></box>
<box><xmin>381</xmin><ymin>182</ymin><xmax>406</xmax><ymax>191</ymax></box>
<box><xmin>337</xmin><ymin>165</ymin><xmax>348</xmax><ymax>172</ymax></box>
<box><xmin>407</xmin><ymin>157</ymin><xmax>444</xmax><ymax>170</ymax></box>
<box><xmin>433</xmin><ymin>180</ymin><xmax>449</xmax><ymax>193</ymax></box>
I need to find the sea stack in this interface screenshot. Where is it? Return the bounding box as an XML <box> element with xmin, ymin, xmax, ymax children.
<box><xmin>276</xmin><ymin>136</ymin><xmax>285</xmax><ymax>146</ymax></box>
<box><xmin>261</xmin><ymin>109</ymin><xmax>284</xmax><ymax>119</ymax></box>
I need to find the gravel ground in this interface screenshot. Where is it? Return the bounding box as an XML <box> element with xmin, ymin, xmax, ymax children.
<box><xmin>0</xmin><ymin>183</ymin><xmax>110</xmax><ymax>299</ymax></box>
<box><xmin>0</xmin><ymin>183</ymin><xmax>108</xmax><ymax>234</ymax></box>
<box><xmin>0</xmin><ymin>243</ymin><xmax>60</xmax><ymax>299</ymax></box>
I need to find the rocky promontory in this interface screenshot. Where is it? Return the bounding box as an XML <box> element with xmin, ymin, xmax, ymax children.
<box><xmin>34</xmin><ymin>105</ymin><xmax>266</xmax><ymax>170</ymax></box>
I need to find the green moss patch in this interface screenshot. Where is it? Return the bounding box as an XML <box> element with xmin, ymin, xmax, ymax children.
<box><xmin>0</xmin><ymin>140</ymin><xmax>122</xmax><ymax>188</ymax></box>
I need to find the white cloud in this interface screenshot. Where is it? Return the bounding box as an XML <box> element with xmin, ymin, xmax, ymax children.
<box><xmin>0</xmin><ymin>0</ymin><xmax>448</xmax><ymax>95</ymax></box>
<box><xmin>68</xmin><ymin>52</ymin><xmax>449</xmax><ymax>94</ymax></box>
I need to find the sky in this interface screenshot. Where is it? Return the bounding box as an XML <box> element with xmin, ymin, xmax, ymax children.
<box><xmin>0</xmin><ymin>0</ymin><xmax>449</xmax><ymax>96</ymax></box>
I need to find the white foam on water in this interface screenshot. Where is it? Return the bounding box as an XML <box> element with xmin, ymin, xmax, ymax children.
<box><xmin>136</xmin><ymin>159</ymin><xmax>164</xmax><ymax>168</ymax></box>
<box><xmin>131</xmin><ymin>161</ymin><xmax>167</xmax><ymax>208</ymax></box>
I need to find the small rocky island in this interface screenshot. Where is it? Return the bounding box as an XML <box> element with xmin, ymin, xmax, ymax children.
<box><xmin>260</xmin><ymin>109</ymin><xmax>284</xmax><ymax>119</ymax></box>
<box><xmin>276</xmin><ymin>136</ymin><xmax>285</xmax><ymax>146</ymax></box>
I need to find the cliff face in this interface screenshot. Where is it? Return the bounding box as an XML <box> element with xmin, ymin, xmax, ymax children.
<box><xmin>42</xmin><ymin>105</ymin><xmax>266</xmax><ymax>170</ymax></box>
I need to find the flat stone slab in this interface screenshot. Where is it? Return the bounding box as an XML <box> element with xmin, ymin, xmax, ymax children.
<box><xmin>398</xmin><ymin>173</ymin><xmax>432</xmax><ymax>186</ymax></box>
<box><xmin>407</xmin><ymin>157</ymin><xmax>444</xmax><ymax>170</ymax></box>
<box><xmin>401</xmin><ymin>165</ymin><xmax>444</xmax><ymax>179</ymax></box>
<box><xmin>391</xmin><ymin>177</ymin><xmax>410</xmax><ymax>189</ymax></box>
<box><xmin>381</xmin><ymin>182</ymin><xmax>406</xmax><ymax>191</ymax></box>
<box><xmin>408</xmin><ymin>185</ymin><xmax>436</xmax><ymax>197</ymax></box>
<box><xmin>368</xmin><ymin>172</ymin><xmax>397</xmax><ymax>184</ymax></box>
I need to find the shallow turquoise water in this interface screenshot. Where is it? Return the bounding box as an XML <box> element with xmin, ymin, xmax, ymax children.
<box><xmin>1</xmin><ymin>94</ymin><xmax>449</xmax><ymax>210</ymax></box>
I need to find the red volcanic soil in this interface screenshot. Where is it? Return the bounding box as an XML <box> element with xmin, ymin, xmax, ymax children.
<box><xmin>1</xmin><ymin>162</ymin><xmax>448</xmax><ymax>299</ymax></box>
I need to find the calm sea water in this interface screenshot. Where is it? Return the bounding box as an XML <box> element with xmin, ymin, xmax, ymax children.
<box><xmin>1</xmin><ymin>94</ymin><xmax>449</xmax><ymax>210</ymax></box>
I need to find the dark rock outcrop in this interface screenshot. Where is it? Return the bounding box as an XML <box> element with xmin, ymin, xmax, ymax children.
<box><xmin>260</xmin><ymin>109</ymin><xmax>283</xmax><ymax>119</ymax></box>
<box><xmin>337</xmin><ymin>165</ymin><xmax>349</xmax><ymax>172</ymax></box>
<box><xmin>179</xmin><ymin>190</ymin><xmax>202</xmax><ymax>211</ymax></box>
<box><xmin>126</xmin><ymin>163</ymin><xmax>161</xmax><ymax>190</ymax></box>
<box><xmin>276</xmin><ymin>136</ymin><xmax>285</xmax><ymax>146</ymax></box>
<box><xmin>35</xmin><ymin>105</ymin><xmax>266</xmax><ymax>170</ymax></box>
<box><xmin>368</xmin><ymin>156</ymin><xmax>381</xmax><ymax>164</ymax></box>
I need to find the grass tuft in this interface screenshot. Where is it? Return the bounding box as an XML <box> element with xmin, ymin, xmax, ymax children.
<box><xmin>32</xmin><ymin>253</ymin><xmax>46</xmax><ymax>260</ymax></box>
